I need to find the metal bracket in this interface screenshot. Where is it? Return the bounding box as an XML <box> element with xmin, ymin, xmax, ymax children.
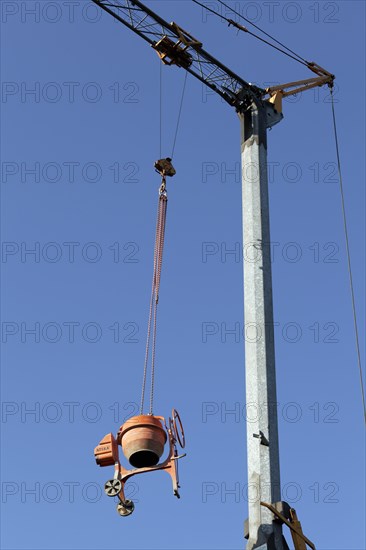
<box><xmin>264</xmin><ymin>62</ymin><xmax>335</xmax><ymax>114</ymax></box>
<box><xmin>264</xmin><ymin>99</ymin><xmax>283</xmax><ymax>128</ymax></box>
<box><xmin>170</xmin><ymin>22</ymin><xmax>202</xmax><ymax>49</ymax></box>
<box><xmin>260</xmin><ymin>501</ymin><xmax>316</xmax><ymax>550</ymax></box>
<box><xmin>253</xmin><ymin>430</ymin><xmax>269</xmax><ymax>447</ymax></box>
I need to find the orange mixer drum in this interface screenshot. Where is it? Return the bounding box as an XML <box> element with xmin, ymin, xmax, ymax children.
<box><xmin>120</xmin><ymin>415</ymin><xmax>167</xmax><ymax>468</ymax></box>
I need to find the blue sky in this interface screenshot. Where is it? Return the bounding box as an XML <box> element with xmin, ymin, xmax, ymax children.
<box><xmin>1</xmin><ymin>1</ymin><xmax>365</xmax><ymax>549</ymax></box>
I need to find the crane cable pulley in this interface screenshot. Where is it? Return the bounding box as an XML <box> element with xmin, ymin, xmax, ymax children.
<box><xmin>140</xmin><ymin>158</ymin><xmax>176</xmax><ymax>416</ymax></box>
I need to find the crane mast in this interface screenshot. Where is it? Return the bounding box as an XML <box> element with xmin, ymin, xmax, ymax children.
<box><xmin>91</xmin><ymin>1</ymin><xmax>331</xmax><ymax>548</ymax></box>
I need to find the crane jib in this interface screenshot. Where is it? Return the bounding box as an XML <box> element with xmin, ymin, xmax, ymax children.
<box><xmin>91</xmin><ymin>0</ymin><xmax>265</xmax><ymax>110</ymax></box>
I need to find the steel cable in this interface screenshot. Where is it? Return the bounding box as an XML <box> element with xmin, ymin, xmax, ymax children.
<box><xmin>217</xmin><ymin>0</ymin><xmax>309</xmax><ymax>64</ymax></box>
<box><xmin>192</xmin><ymin>0</ymin><xmax>309</xmax><ymax>68</ymax></box>
<box><xmin>330</xmin><ymin>87</ymin><xmax>366</xmax><ymax>425</ymax></box>
<box><xmin>149</xmin><ymin>192</ymin><xmax>167</xmax><ymax>414</ymax></box>
<box><xmin>171</xmin><ymin>71</ymin><xmax>188</xmax><ymax>159</ymax></box>
<box><xmin>140</xmin><ymin>188</ymin><xmax>168</xmax><ymax>415</ymax></box>
<box><xmin>140</xmin><ymin>195</ymin><xmax>162</xmax><ymax>414</ymax></box>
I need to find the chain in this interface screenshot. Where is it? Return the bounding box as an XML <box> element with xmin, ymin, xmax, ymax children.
<box><xmin>140</xmin><ymin>181</ymin><xmax>168</xmax><ymax>415</ymax></box>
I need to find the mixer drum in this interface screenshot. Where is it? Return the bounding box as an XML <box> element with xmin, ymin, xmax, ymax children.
<box><xmin>120</xmin><ymin>415</ymin><xmax>167</xmax><ymax>468</ymax></box>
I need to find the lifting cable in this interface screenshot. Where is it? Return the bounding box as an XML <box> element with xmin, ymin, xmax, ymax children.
<box><xmin>171</xmin><ymin>71</ymin><xmax>188</xmax><ymax>159</ymax></box>
<box><xmin>159</xmin><ymin>61</ymin><xmax>163</xmax><ymax>157</ymax></box>
<box><xmin>142</xmin><ymin>64</ymin><xmax>186</xmax><ymax>415</ymax></box>
<box><xmin>159</xmin><ymin>59</ymin><xmax>188</xmax><ymax>160</ymax></box>
<box><xmin>330</xmin><ymin>89</ymin><xmax>366</xmax><ymax>425</ymax></box>
<box><xmin>140</xmin><ymin>173</ymin><xmax>169</xmax><ymax>415</ymax></box>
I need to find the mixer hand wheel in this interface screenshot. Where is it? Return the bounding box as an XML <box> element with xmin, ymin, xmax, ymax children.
<box><xmin>170</xmin><ymin>408</ymin><xmax>185</xmax><ymax>449</ymax></box>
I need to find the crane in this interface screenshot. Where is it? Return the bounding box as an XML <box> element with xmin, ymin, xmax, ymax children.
<box><xmin>90</xmin><ymin>1</ymin><xmax>334</xmax><ymax>549</ymax></box>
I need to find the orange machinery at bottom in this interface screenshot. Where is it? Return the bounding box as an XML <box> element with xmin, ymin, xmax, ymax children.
<box><xmin>94</xmin><ymin>409</ymin><xmax>186</xmax><ymax>516</ymax></box>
